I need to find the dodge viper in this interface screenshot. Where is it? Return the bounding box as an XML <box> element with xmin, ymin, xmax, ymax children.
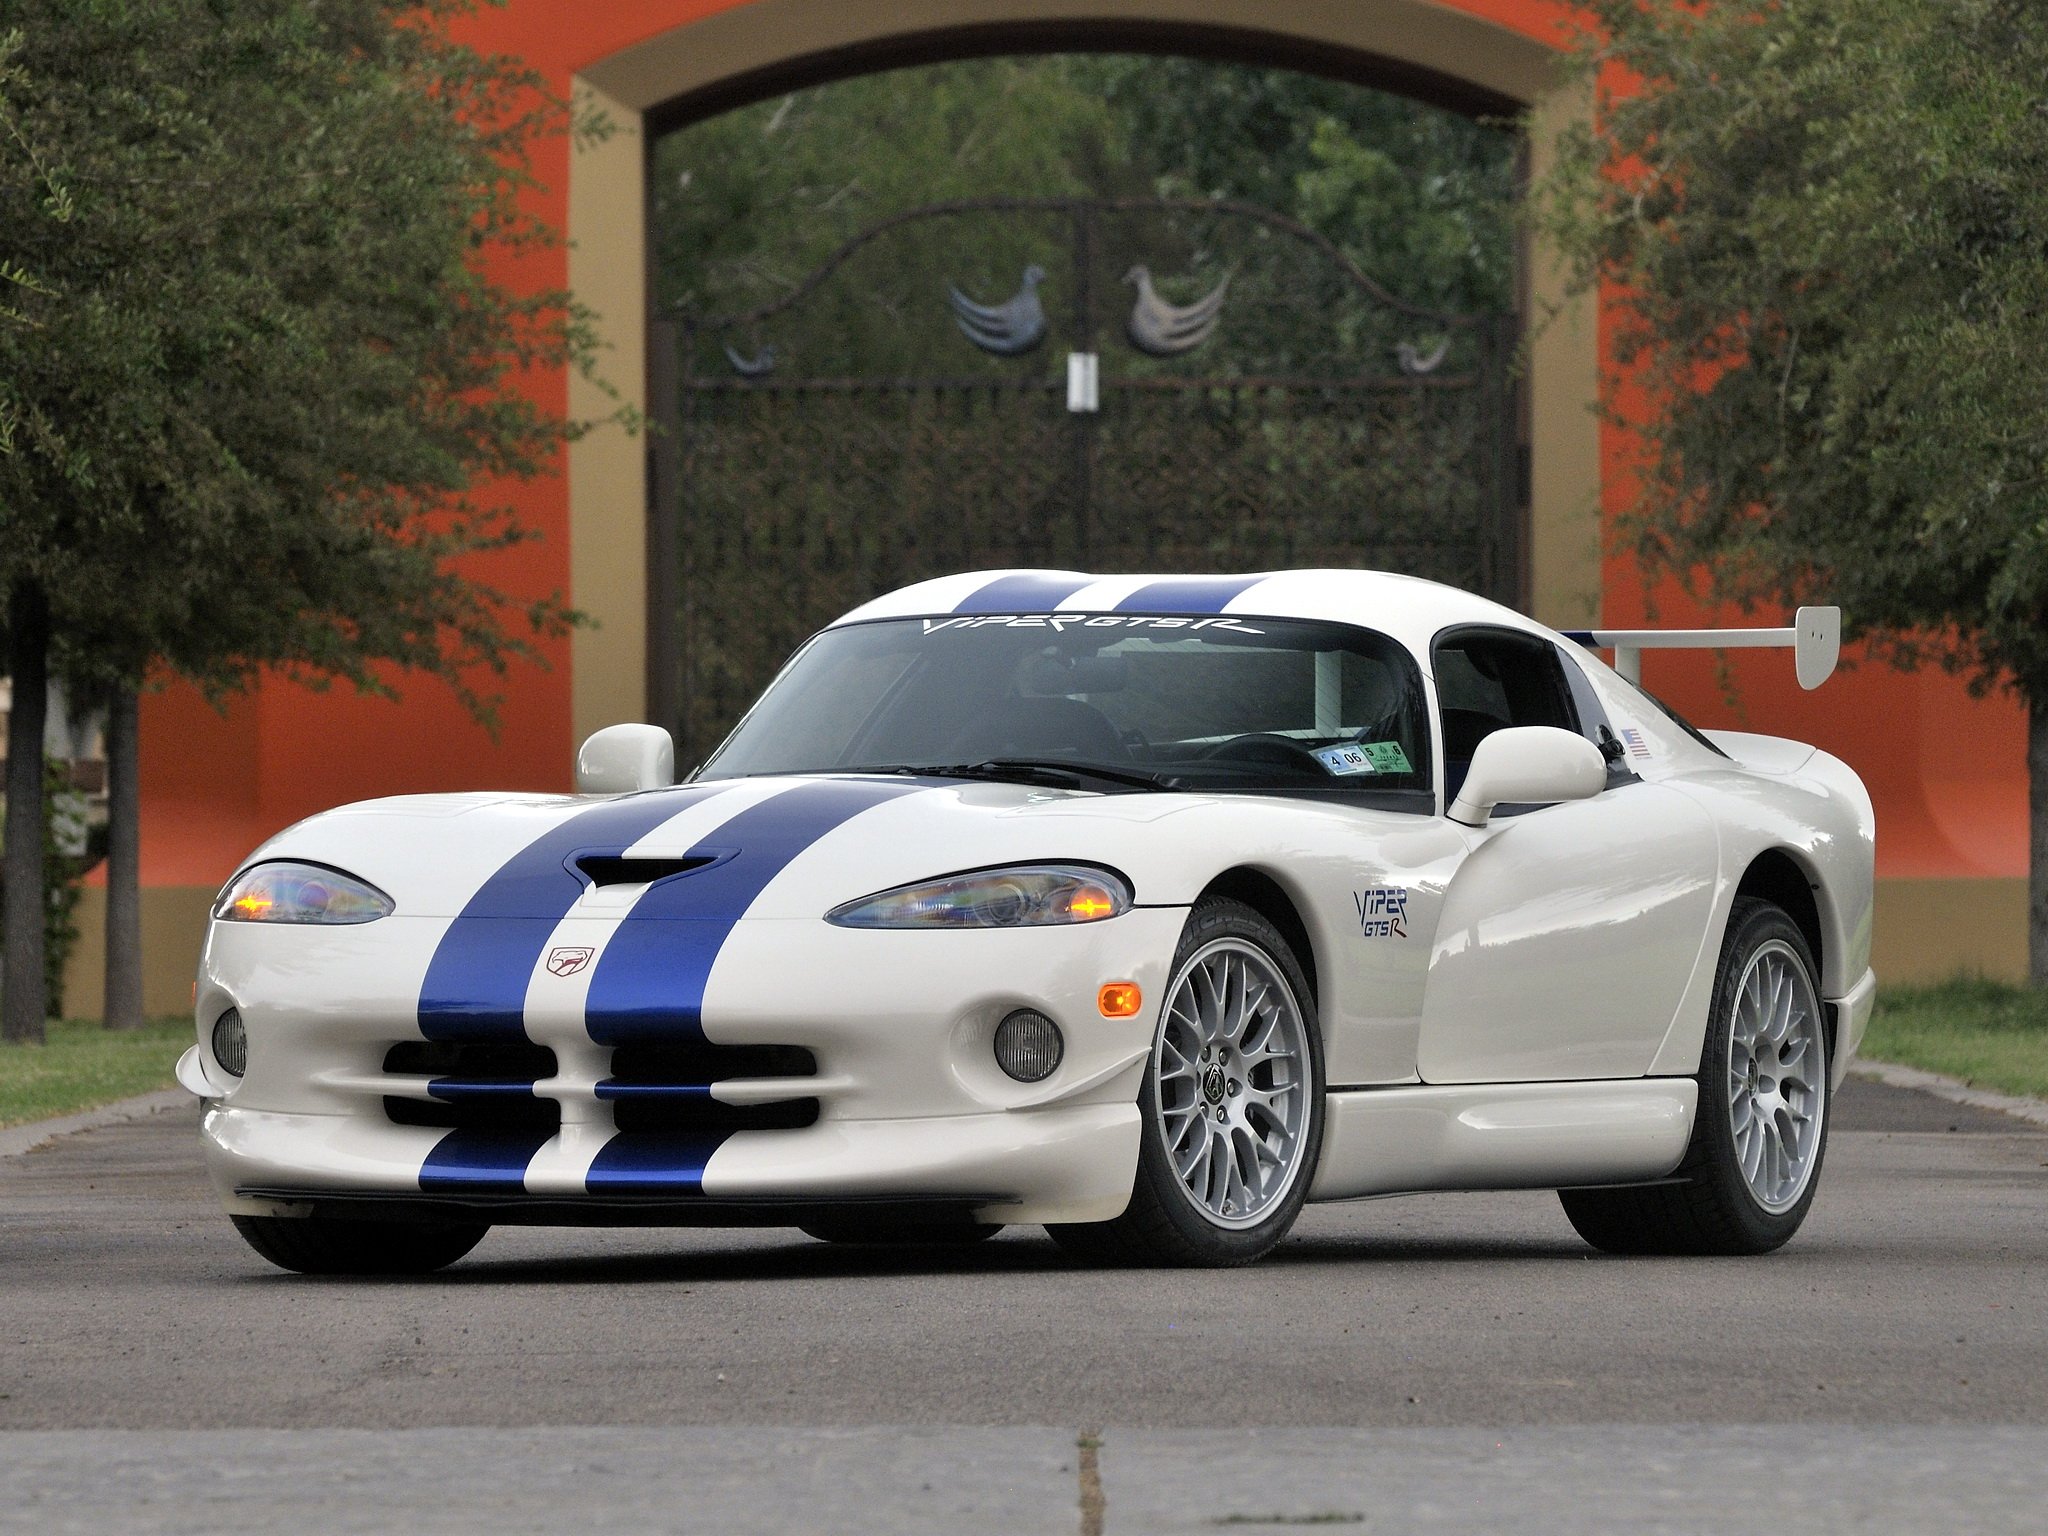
<box><xmin>178</xmin><ymin>568</ymin><xmax>1874</xmax><ymax>1272</ymax></box>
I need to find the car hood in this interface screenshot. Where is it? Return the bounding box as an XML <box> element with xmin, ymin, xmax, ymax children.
<box><xmin>234</xmin><ymin>773</ymin><xmax>1409</xmax><ymax>921</ymax></box>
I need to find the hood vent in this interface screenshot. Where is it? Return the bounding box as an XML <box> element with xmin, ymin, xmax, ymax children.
<box><xmin>575</xmin><ymin>854</ymin><xmax>717</xmax><ymax>888</ymax></box>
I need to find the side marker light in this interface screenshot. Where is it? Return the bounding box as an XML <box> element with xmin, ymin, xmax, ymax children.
<box><xmin>1098</xmin><ymin>982</ymin><xmax>1142</xmax><ymax>1018</ymax></box>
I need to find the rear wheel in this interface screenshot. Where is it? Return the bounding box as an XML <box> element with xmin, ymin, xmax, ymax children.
<box><xmin>1049</xmin><ymin>898</ymin><xmax>1323</xmax><ymax>1267</ymax></box>
<box><xmin>230</xmin><ymin>1213</ymin><xmax>488</xmax><ymax>1275</ymax></box>
<box><xmin>1560</xmin><ymin>898</ymin><xmax>1830</xmax><ymax>1256</ymax></box>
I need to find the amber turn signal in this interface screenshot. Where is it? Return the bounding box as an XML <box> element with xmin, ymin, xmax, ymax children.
<box><xmin>1098</xmin><ymin>982</ymin><xmax>1142</xmax><ymax>1018</ymax></box>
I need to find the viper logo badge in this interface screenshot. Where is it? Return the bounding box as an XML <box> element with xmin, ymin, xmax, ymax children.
<box><xmin>546</xmin><ymin>946</ymin><xmax>594</xmax><ymax>977</ymax></box>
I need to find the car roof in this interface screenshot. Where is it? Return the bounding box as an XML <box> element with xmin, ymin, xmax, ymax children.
<box><xmin>831</xmin><ymin>568</ymin><xmax>1558</xmax><ymax>659</ymax></box>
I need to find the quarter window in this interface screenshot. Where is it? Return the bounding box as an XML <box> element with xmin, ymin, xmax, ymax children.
<box><xmin>1431</xmin><ymin>629</ymin><xmax>1581</xmax><ymax>800</ymax></box>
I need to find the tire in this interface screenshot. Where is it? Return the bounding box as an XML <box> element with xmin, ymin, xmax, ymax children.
<box><xmin>1048</xmin><ymin>898</ymin><xmax>1324</xmax><ymax>1267</ymax></box>
<box><xmin>800</xmin><ymin>1216</ymin><xmax>1004</xmax><ymax>1245</ymax></box>
<box><xmin>230</xmin><ymin>1213</ymin><xmax>488</xmax><ymax>1275</ymax></box>
<box><xmin>1560</xmin><ymin>897</ymin><xmax>1830</xmax><ymax>1256</ymax></box>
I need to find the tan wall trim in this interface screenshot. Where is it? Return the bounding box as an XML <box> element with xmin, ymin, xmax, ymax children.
<box><xmin>1872</xmin><ymin>878</ymin><xmax>2025</xmax><ymax>985</ymax></box>
<box><xmin>582</xmin><ymin>0</ymin><xmax>1560</xmax><ymax>113</ymax></box>
<box><xmin>567</xmin><ymin>79</ymin><xmax>650</xmax><ymax>746</ymax></box>
<box><xmin>61</xmin><ymin>884</ymin><xmax>215</xmax><ymax>1023</ymax></box>
<box><xmin>1524</xmin><ymin>79</ymin><xmax>1600</xmax><ymax>628</ymax></box>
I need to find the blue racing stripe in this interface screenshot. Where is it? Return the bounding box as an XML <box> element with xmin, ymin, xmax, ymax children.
<box><xmin>1115</xmin><ymin>576</ymin><xmax>1263</xmax><ymax>613</ymax></box>
<box><xmin>953</xmin><ymin>573</ymin><xmax>1092</xmax><ymax>613</ymax></box>
<box><xmin>419</xmin><ymin>1128</ymin><xmax>553</xmax><ymax>1192</ymax></box>
<box><xmin>583</xmin><ymin>778</ymin><xmax>920</xmax><ymax>1049</ymax></box>
<box><xmin>416</xmin><ymin>787</ymin><xmax>727</xmax><ymax>1043</ymax></box>
<box><xmin>585</xmin><ymin>1132</ymin><xmax>727</xmax><ymax>1194</ymax></box>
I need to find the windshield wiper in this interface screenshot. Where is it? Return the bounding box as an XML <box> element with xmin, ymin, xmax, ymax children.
<box><xmin>866</xmin><ymin>759</ymin><xmax>1179</xmax><ymax>792</ymax></box>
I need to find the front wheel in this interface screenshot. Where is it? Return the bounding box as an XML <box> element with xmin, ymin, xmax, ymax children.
<box><xmin>1560</xmin><ymin>897</ymin><xmax>1830</xmax><ymax>1256</ymax></box>
<box><xmin>1049</xmin><ymin>898</ymin><xmax>1324</xmax><ymax>1267</ymax></box>
<box><xmin>230</xmin><ymin>1213</ymin><xmax>488</xmax><ymax>1275</ymax></box>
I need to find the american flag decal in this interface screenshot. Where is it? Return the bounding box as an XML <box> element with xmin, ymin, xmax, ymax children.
<box><xmin>1622</xmin><ymin>728</ymin><xmax>1651</xmax><ymax>758</ymax></box>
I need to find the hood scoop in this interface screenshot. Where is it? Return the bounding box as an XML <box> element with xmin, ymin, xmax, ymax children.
<box><xmin>575</xmin><ymin>854</ymin><xmax>717</xmax><ymax>888</ymax></box>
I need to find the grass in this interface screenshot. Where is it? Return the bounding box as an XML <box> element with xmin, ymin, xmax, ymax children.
<box><xmin>0</xmin><ymin>1016</ymin><xmax>191</xmax><ymax>1130</ymax></box>
<box><xmin>1861</xmin><ymin>977</ymin><xmax>2048</xmax><ymax>1100</ymax></box>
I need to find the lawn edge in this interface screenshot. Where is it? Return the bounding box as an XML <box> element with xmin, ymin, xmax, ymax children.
<box><xmin>0</xmin><ymin>1089</ymin><xmax>193</xmax><ymax>1159</ymax></box>
<box><xmin>1851</xmin><ymin>1059</ymin><xmax>2048</xmax><ymax>1129</ymax></box>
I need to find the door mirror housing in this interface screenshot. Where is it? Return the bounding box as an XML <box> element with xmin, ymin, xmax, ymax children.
<box><xmin>1447</xmin><ymin>725</ymin><xmax>1606</xmax><ymax>827</ymax></box>
<box><xmin>577</xmin><ymin>724</ymin><xmax>675</xmax><ymax>794</ymax></box>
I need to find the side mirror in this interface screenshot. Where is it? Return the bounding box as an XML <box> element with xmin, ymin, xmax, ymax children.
<box><xmin>576</xmin><ymin>724</ymin><xmax>675</xmax><ymax>794</ymax></box>
<box><xmin>1447</xmin><ymin>725</ymin><xmax>1606</xmax><ymax>828</ymax></box>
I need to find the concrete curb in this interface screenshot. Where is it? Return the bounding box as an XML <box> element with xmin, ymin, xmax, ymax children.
<box><xmin>0</xmin><ymin>1088</ymin><xmax>191</xmax><ymax>1160</ymax></box>
<box><xmin>1852</xmin><ymin>1059</ymin><xmax>2048</xmax><ymax>1129</ymax></box>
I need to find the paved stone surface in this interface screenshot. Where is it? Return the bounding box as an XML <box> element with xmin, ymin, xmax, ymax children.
<box><xmin>1099</xmin><ymin>1425</ymin><xmax>2048</xmax><ymax>1533</ymax></box>
<box><xmin>0</xmin><ymin>1427</ymin><xmax>1081</xmax><ymax>1536</ymax></box>
<box><xmin>1</xmin><ymin>1079</ymin><xmax>2043</xmax><ymax>1530</ymax></box>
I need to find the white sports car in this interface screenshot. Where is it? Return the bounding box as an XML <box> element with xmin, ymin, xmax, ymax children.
<box><xmin>179</xmin><ymin>569</ymin><xmax>1874</xmax><ymax>1272</ymax></box>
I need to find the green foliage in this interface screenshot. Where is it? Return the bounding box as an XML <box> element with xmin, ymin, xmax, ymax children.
<box><xmin>1866</xmin><ymin>977</ymin><xmax>2048</xmax><ymax>1099</ymax></box>
<box><xmin>0</xmin><ymin>0</ymin><xmax>604</xmax><ymax>710</ymax></box>
<box><xmin>653</xmin><ymin>56</ymin><xmax>1516</xmax><ymax>327</ymax></box>
<box><xmin>0</xmin><ymin>1014</ymin><xmax>189</xmax><ymax>1128</ymax></box>
<box><xmin>1533</xmin><ymin>0</ymin><xmax>2048</xmax><ymax>695</ymax></box>
<box><xmin>1079</xmin><ymin>57</ymin><xmax>1516</xmax><ymax>316</ymax></box>
<box><xmin>0</xmin><ymin>761</ymin><xmax>92</xmax><ymax>1019</ymax></box>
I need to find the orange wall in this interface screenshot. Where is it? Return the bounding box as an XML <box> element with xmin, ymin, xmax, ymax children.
<box><xmin>1597</xmin><ymin>295</ymin><xmax>2027</xmax><ymax>883</ymax></box>
<box><xmin>135</xmin><ymin>0</ymin><xmax>2025</xmax><ymax>894</ymax></box>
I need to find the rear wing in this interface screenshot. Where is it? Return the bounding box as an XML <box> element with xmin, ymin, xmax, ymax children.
<box><xmin>1562</xmin><ymin>606</ymin><xmax>1840</xmax><ymax>690</ymax></box>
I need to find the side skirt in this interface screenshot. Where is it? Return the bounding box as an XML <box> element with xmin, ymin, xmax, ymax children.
<box><xmin>1307</xmin><ymin>1078</ymin><xmax>1698</xmax><ymax>1202</ymax></box>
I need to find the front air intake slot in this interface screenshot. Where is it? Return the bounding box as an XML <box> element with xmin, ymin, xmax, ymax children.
<box><xmin>381</xmin><ymin>1041</ymin><xmax>561</xmax><ymax>1134</ymax></box>
<box><xmin>603</xmin><ymin>1040</ymin><xmax>819</xmax><ymax>1137</ymax></box>
<box><xmin>575</xmin><ymin>854</ymin><xmax>716</xmax><ymax>887</ymax></box>
<box><xmin>383</xmin><ymin>1041</ymin><xmax>557</xmax><ymax>1080</ymax></box>
<box><xmin>608</xmin><ymin>1041</ymin><xmax>817</xmax><ymax>1082</ymax></box>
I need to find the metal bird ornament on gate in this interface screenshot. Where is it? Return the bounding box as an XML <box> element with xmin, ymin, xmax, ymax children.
<box><xmin>1124</xmin><ymin>265</ymin><xmax>1230</xmax><ymax>357</ymax></box>
<box><xmin>946</xmin><ymin>265</ymin><xmax>1047</xmax><ymax>356</ymax></box>
<box><xmin>723</xmin><ymin>342</ymin><xmax>778</xmax><ymax>378</ymax></box>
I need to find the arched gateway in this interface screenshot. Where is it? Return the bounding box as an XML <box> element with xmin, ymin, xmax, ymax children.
<box><xmin>105</xmin><ymin>0</ymin><xmax>2021</xmax><ymax>1014</ymax></box>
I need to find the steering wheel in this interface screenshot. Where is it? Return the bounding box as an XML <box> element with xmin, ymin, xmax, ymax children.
<box><xmin>1195</xmin><ymin>733</ymin><xmax>1327</xmax><ymax>772</ymax></box>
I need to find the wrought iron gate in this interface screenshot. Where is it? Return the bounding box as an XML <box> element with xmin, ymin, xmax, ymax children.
<box><xmin>649</xmin><ymin>197</ymin><xmax>1522</xmax><ymax>762</ymax></box>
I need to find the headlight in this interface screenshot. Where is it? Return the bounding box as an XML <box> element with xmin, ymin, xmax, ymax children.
<box><xmin>214</xmin><ymin>861</ymin><xmax>394</xmax><ymax>925</ymax></box>
<box><xmin>826</xmin><ymin>864</ymin><xmax>1131</xmax><ymax>929</ymax></box>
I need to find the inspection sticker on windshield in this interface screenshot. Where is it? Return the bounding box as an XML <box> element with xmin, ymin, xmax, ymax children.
<box><xmin>1359</xmin><ymin>740</ymin><xmax>1412</xmax><ymax>773</ymax></box>
<box><xmin>1312</xmin><ymin>744</ymin><xmax>1376</xmax><ymax>777</ymax></box>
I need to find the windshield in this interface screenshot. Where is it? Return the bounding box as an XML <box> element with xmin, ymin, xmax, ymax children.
<box><xmin>698</xmin><ymin>613</ymin><xmax>1432</xmax><ymax>800</ymax></box>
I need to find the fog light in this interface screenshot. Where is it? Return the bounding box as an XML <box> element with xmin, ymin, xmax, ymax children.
<box><xmin>993</xmin><ymin>1009</ymin><xmax>1063</xmax><ymax>1082</ymax></box>
<box><xmin>211</xmin><ymin>1008</ymin><xmax>247</xmax><ymax>1078</ymax></box>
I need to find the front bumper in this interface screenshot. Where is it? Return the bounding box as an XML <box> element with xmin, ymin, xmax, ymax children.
<box><xmin>189</xmin><ymin>907</ymin><xmax>1182</xmax><ymax>1227</ymax></box>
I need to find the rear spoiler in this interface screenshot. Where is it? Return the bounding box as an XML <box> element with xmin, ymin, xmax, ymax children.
<box><xmin>1562</xmin><ymin>606</ymin><xmax>1840</xmax><ymax>690</ymax></box>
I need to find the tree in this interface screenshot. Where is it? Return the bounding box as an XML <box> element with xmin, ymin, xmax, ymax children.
<box><xmin>1533</xmin><ymin>0</ymin><xmax>2048</xmax><ymax>981</ymax></box>
<box><xmin>1076</xmin><ymin>57</ymin><xmax>1516</xmax><ymax>316</ymax></box>
<box><xmin>0</xmin><ymin>1</ymin><xmax>603</xmax><ymax>1042</ymax></box>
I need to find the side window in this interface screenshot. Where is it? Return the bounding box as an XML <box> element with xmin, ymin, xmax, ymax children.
<box><xmin>1431</xmin><ymin>629</ymin><xmax>1580</xmax><ymax>799</ymax></box>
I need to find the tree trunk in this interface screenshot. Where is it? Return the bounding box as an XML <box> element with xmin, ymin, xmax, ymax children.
<box><xmin>103</xmin><ymin>687</ymin><xmax>144</xmax><ymax>1030</ymax></box>
<box><xmin>2</xmin><ymin>581</ymin><xmax>50</xmax><ymax>1044</ymax></box>
<box><xmin>2032</xmin><ymin>697</ymin><xmax>2048</xmax><ymax>988</ymax></box>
